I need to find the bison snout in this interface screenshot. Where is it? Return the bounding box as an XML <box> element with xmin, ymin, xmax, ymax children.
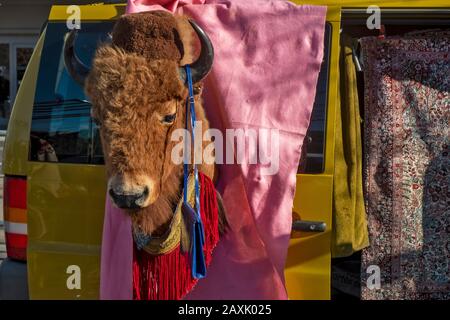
<box><xmin>109</xmin><ymin>186</ymin><xmax>149</xmax><ymax>209</ymax></box>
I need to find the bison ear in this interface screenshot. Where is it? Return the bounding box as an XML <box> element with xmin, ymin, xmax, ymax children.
<box><xmin>175</xmin><ymin>16</ymin><xmax>196</xmax><ymax>66</ymax></box>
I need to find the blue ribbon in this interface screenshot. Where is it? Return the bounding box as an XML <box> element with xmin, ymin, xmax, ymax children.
<box><xmin>182</xmin><ymin>65</ymin><xmax>206</xmax><ymax>279</ymax></box>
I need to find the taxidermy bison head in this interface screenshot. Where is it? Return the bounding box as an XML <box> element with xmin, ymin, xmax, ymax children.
<box><xmin>63</xmin><ymin>11</ymin><xmax>215</xmax><ymax>234</ymax></box>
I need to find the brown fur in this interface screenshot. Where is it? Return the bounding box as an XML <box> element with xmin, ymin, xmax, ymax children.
<box><xmin>85</xmin><ymin>12</ymin><xmax>226</xmax><ymax>237</ymax></box>
<box><xmin>112</xmin><ymin>11</ymin><xmax>184</xmax><ymax>61</ymax></box>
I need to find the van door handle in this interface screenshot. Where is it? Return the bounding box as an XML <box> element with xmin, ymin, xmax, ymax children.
<box><xmin>292</xmin><ymin>219</ymin><xmax>326</xmax><ymax>232</ymax></box>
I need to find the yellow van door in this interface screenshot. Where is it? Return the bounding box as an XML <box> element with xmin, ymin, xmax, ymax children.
<box><xmin>24</xmin><ymin>5</ymin><xmax>123</xmax><ymax>299</ymax></box>
<box><xmin>284</xmin><ymin>7</ymin><xmax>340</xmax><ymax>300</ymax></box>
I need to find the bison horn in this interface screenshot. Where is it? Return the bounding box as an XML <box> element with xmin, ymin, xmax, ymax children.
<box><xmin>179</xmin><ymin>19</ymin><xmax>214</xmax><ymax>85</ymax></box>
<box><xmin>63</xmin><ymin>21</ymin><xmax>213</xmax><ymax>87</ymax></box>
<box><xmin>63</xmin><ymin>29</ymin><xmax>91</xmax><ymax>87</ymax></box>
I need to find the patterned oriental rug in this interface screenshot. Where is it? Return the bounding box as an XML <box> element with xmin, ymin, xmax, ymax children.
<box><xmin>361</xmin><ymin>31</ymin><xmax>450</xmax><ymax>300</ymax></box>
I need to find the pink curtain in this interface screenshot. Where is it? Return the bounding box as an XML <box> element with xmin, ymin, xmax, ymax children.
<box><xmin>100</xmin><ymin>0</ymin><xmax>327</xmax><ymax>299</ymax></box>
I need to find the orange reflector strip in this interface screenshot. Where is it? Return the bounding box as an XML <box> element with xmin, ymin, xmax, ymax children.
<box><xmin>4</xmin><ymin>207</ymin><xmax>27</xmax><ymax>224</ymax></box>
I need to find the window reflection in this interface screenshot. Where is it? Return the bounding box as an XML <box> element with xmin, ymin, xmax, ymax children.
<box><xmin>30</xmin><ymin>22</ymin><xmax>113</xmax><ymax>164</ymax></box>
<box><xmin>298</xmin><ymin>23</ymin><xmax>331</xmax><ymax>174</ymax></box>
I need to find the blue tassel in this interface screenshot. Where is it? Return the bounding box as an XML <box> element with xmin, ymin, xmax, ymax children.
<box><xmin>182</xmin><ymin>64</ymin><xmax>207</xmax><ymax>279</ymax></box>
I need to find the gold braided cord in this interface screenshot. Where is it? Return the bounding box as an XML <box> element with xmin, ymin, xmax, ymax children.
<box><xmin>142</xmin><ymin>174</ymin><xmax>195</xmax><ymax>255</ymax></box>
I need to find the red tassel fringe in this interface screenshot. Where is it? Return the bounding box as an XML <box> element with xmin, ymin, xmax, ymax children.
<box><xmin>132</xmin><ymin>172</ymin><xmax>220</xmax><ymax>300</ymax></box>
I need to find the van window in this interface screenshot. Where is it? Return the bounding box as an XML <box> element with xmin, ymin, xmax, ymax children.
<box><xmin>298</xmin><ymin>23</ymin><xmax>331</xmax><ymax>174</ymax></box>
<box><xmin>29</xmin><ymin>22</ymin><xmax>112</xmax><ymax>164</ymax></box>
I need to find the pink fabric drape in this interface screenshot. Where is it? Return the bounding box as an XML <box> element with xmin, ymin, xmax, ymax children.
<box><xmin>100</xmin><ymin>0</ymin><xmax>327</xmax><ymax>299</ymax></box>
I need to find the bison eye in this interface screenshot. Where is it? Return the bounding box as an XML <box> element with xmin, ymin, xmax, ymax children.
<box><xmin>162</xmin><ymin>113</ymin><xmax>176</xmax><ymax>124</ymax></box>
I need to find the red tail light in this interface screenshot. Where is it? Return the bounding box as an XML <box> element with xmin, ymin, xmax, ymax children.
<box><xmin>4</xmin><ymin>176</ymin><xmax>28</xmax><ymax>261</ymax></box>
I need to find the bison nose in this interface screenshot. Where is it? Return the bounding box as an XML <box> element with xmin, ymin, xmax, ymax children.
<box><xmin>109</xmin><ymin>187</ymin><xmax>149</xmax><ymax>209</ymax></box>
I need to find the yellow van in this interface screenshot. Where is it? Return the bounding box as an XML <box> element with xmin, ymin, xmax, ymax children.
<box><xmin>1</xmin><ymin>0</ymin><xmax>449</xmax><ymax>300</ymax></box>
